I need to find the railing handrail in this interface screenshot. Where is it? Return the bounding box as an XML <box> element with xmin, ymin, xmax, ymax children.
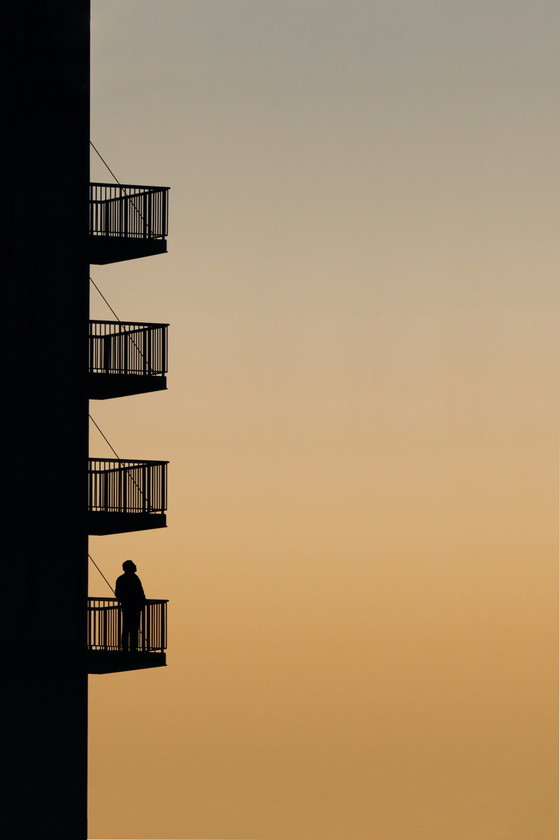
<box><xmin>90</xmin><ymin>181</ymin><xmax>170</xmax><ymax>193</ymax></box>
<box><xmin>89</xmin><ymin>319</ymin><xmax>170</xmax><ymax>329</ymax></box>
<box><xmin>88</xmin><ymin>458</ymin><xmax>169</xmax><ymax>469</ymax></box>
<box><xmin>88</xmin><ymin>598</ymin><xmax>169</xmax><ymax>606</ymax></box>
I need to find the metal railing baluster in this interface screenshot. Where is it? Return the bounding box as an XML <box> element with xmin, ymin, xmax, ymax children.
<box><xmin>87</xmin><ymin>598</ymin><xmax>168</xmax><ymax>653</ymax></box>
<box><xmin>89</xmin><ymin>183</ymin><xmax>169</xmax><ymax>240</ymax></box>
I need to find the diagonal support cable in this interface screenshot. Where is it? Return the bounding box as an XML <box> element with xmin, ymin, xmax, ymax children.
<box><xmin>90</xmin><ymin>140</ymin><xmax>121</xmax><ymax>184</ymax></box>
<box><xmin>89</xmin><ymin>276</ymin><xmax>151</xmax><ymax>371</ymax></box>
<box><xmin>89</xmin><ymin>415</ymin><xmax>153</xmax><ymax>510</ymax></box>
<box><xmin>89</xmin><ymin>413</ymin><xmax>120</xmax><ymax>459</ymax></box>
<box><xmin>90</xmin><ymin>140</ymin><xmax>149</xmax><ymax>230</ymax></box>
<box><xmin>90</xmin><ymin>275</ymin><xmax>121</xmax><ymax>322</ymax></box>
<box><xmin>89</xmin><ymin>553</ymin><xmax>115</xmax><ymax>595</ymax></box>
<box><xmin>88</xmin><ymin>553</ymin><xmax>150</xmax><ymax>647</ymax></box>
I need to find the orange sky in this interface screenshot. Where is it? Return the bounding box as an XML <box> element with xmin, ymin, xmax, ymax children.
<box><xmin>88</xmin><ymin>2</ymin><xmax>558</xmax><ymax>838</ymax></box>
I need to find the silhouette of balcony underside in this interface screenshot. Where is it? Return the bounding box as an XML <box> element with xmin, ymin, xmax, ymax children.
<box><xmin>89</xmin><ymin>320</ymin><xmax>169</xmax><ymax>400</ymax></box>
<box><xmin>87</xmin><ymin>650</ymin><xmax>166</xmax><ymax>674</ymax></box>
<box><xmin>88</xmin><ymin>511</ymin><xmax>166</xmax><ymax>535</ymax></box>
<box><xmin>87</xmin><ymin>598</ymin><xmax>168</xmax><ymax>674</ymax></box>
<box><xmin>90</xmin><ymin>237</ymin><xmax>167</xmax><ymax>265</ymax></box>
<box><xmin>90</xmin><ymin>373</ymin><xmax>167</xmax><ymax>400</ymax></box>
<box><xmin>89</xmin><ymin>182</ymin><xmax>169</xmax><ymax>265</ymax></box>
<box><xmin>88</xmin><ymin>458</ymin><xmax>168</xmax><ymax>536</ymax></box>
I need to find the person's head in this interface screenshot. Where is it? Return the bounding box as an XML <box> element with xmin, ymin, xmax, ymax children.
<box><xmin>122</xmin><ymin>560</ymin><xmax>137</xmax><ymax>573</ymax></box>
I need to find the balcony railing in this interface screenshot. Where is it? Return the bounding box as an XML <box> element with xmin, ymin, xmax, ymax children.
<box><xmin>89</xmin><ymin>182</ymin><xmax>169</xmax><ymax>264</ymax></box>
<box><xmin>87</xmin><ymin>597</ymin><xmax>168</xmax><ymax>673</ymax></box>
<box><xmin>89</xmin><ymin>320</ymin><xmax>168</xmax><ymax>376</ymax></box>
<box><xmin>89</xmin><ymin>182</ymin><xmax>168</xmax><ymax>240</ymax></box>
<box><xmin>87</xmin><ymin>598</ymin><xmax>167</xmax><ymax>652</ymax></box>
<box><xmin>89</xmin><ymin>320</ymin><xmax>168</xmax><ymax>398</ymax></box>
<box><xmin>88</xmin><ymin>458</ymin><xmax>168</xmax><ymax>534</ymax></box>
<box><xmin>88</xmin><ymin>458</ymin><xmax>167</xmax><ymax>513</ymax></box>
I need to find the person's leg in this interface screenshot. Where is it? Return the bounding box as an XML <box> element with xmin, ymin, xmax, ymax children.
<box><xmin>122</xmin><ymin>610</ymin><xmax>133</xmax><ymax>652</ymax></box>
<box><xmin>128</xmin><ymin>611</ymin><xmax>139</xmax><ymax>652</ymax></box>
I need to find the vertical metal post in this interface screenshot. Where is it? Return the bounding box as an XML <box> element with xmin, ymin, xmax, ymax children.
<box><xmin>103</xmin><ymin>334</ymin><xmax>111</xmax><ymax>374</ymax></box>
<box><xmin>144</xmin><ymin>605</ymin><xmax>150</xmax><ymax>652</ymax></box>
<box><xmin>124</xmin><ymin>330</ymin><xmax>128</xmax><ymax>375</ymax></box>
<box><xmin>102</xmin><ymin>467</ymin><xmax>109</xmax><ymax>512</ymax></box>
<box><xmin>162</xmin><ymin>189</ymin><xmax>168</xmax><ymax>238</ymax></box>
<box><xmin>121</xmin><ymin>463</ymin><xmax>127</xmax><ymax>514</ymax></box>
<box><xmin>142</xmin><ymin>329</ymin><xmax>152</xmax><ymax>376</ymax></box>
<box><xmin>142</xmin><ymin>465</ymin><xmax>148</xmax><ymax>513</ymax></box>
<box><xmin>123</xmin><ymin>189</ymin><xmax>128</xmax><ymax>238</ymax></box>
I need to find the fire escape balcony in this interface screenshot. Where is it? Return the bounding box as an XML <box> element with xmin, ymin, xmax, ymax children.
<box><xmin>88</xmin><ymin>458</ymin><xmax>168</xmax><ymax>535</ymax></box>
<box><xmin>87</xmin><ymin>597</ymin><xmax>168</xmax><ymax>673</ymax></box>
<box><xmin>89</xmin><ymin>320</ymin><xmax>168</xmax><ymax>399</ymax></box>
<box><xmin>89</xmin><ymin>182</ymin><xmax>169</xmax><ymax>264</ymax></box>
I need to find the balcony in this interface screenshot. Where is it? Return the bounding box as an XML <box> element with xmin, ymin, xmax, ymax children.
<box><xmin>89</xmin><ymin>182</ymin><xmax>169</xmax><ymax>264</ymax></box>
<box><xmin>87</xmin><ymin>597</ymin><xmax>168</xmax><ymax>673</ymax></box>
<box><xmin>88</xmin><ymin>458</ymin><xmax>168</xmax><ymax>535</ymax></box>
<box><xmin>89</xmin><ymin>320</ymin><xmax>168</xmax><ymax>399</ymax></box>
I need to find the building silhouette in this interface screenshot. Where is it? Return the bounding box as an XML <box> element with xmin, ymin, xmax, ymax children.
<box><xmin>4</xmin><ymin>3</ymin><xmax>170</xmax><ymax>836</ymax></box>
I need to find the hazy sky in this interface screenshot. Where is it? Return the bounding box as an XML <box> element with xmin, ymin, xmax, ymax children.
<box><xmin>88</xmin><ymin>2</ymin><xmax>558</xmax><ymax>838</ymax></box>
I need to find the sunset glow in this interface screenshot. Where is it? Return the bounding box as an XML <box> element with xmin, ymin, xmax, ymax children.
<box><xmin>88</xmin><ymin>3</ymin><xmax>558</xmax><ymax>838</ymax></box>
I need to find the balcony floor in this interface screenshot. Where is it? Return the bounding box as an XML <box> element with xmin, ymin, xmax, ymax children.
<box><xmin>87</xmin><ymin>650</ymin><xmax>166</xmax><ymax>674</ymax></box>
<box><xmin>90</xmin><ymin>235</ymin><xmax>167</xmax><ymax>265</ymax></box>
<box><xmin>89</xmin><ymin>373</ymin><xmax>167</xmax><ymax>400</ymax></box>
<box><xmin>88</xmin><ymin>511</ymin><xmax>167</xmax><ymax>535</ymax></box>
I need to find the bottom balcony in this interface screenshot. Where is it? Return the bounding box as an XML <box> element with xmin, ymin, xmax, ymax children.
<box><xmin>87</xmin><ymin>597</ymin><xmax>168</xmax><ymax>674</ymax></box>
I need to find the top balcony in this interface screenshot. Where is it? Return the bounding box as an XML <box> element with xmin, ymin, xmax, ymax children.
<box><xmin>89</xmin><ymin>182</ymin><xmax>169</xmax><ymax>264</ymax></box>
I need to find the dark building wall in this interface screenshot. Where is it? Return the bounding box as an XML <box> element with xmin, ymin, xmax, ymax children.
<box><xmin>3</xmin><ymin>3</ymin><xmax>90</xmax><ymax>837</ymax></box>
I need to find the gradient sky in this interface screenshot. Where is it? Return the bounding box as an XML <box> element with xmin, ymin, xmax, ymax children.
<box><xmin>88</xmin><ymin>2</ymin><xmax>558</xmax><ymax>838</ymax></box>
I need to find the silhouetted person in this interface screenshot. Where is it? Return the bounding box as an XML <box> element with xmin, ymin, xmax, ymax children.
<box><xmin>115</xmin><ymin>560</ymin><xmax>146</xmax><ymax>653</ymax></box>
